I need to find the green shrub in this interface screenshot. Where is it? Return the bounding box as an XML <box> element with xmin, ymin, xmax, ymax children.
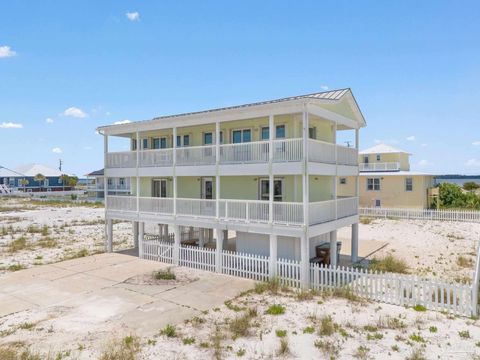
<box><xmin>8</xmin><ymin>236</ymin><xmax>28</xmax><ymax>252</ymax></box>
<box><xmin>413</xmin><ymin>304</ymin><xmax>427</xmax><ymax>312</ymax></box>
<box><xmin>459</xmin><ymin>330</ymin><xmax>470</xmax><ymax>339</ymax></box>
<box><xmin>369</xmin><ymin>254</ymin><xmax>409</xmax><ymax>274</ymax></box>
<box><xmin>100</xmin><ymin>335</ymin><xmax>140</xmax><ymax>360</ymax></box>
<box><xmin>153</xmin><ymin>268</ymin><xmax>176</xmax><ymax>280</ymax></box>
<box><xmin>229</xmin><ymin>313</ymin><xmax>251</xmax><ymax>338</ymax></box>
<box><xmin>429</xmin><ymin>326</ymin><xmax>437</xmax><ymax>333</ymax></box>
<box><xmin>159</xmin><ymin>324</ymin><xmax>177</xmax><ymax>338</ymax></box>
<box><xmin>277</xmin><ymin>338</ymin><xmax>289</xmax><ymax>356</ymax></box>
<box><xmin>319</xmin><ymin>315</ymin><xmax>336</xmax><ymax>336</ymax></box>
<box><xmin>303</xmin><ymin>326</ymin><xmax>315</xmax><ymax>334</ymax></box>
<box><xmin>409</xmin><ymin>333</ymin><xmax>425</xmax><ymax>343</ymax></box>
<box><xmin>275</xmin><ymin>329</ymin><xmax>287</xmax><ymax>338</ymax></box>
<box><xmin>463</xmin><ymin>182</ymin><xmax>480</xmax><ymax>191</ymax></box>
<box><xmin>182</xmin><ymin>337</ymin><xmax>195</xmax><ymax>345</ymax></box>
<box><xmin>265</xmin><ymin>304</ymin><xmax>285</xmax><ymax>315</ymax></box>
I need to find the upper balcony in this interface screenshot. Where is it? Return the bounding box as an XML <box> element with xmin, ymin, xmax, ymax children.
<box><xmin>106</xmin><ymin>138</ymin><xmax>358</xmax><ymax>169</ymax></box>
<box><xmin>359</xmin><ymin>162</ymin><xmax>400</xmax><ymax>172</ymax></box>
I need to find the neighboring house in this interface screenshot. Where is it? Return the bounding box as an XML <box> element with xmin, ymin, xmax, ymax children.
<box><xmin>338</xmin><ymin>144</ymin><xmax>435</xmax><ymax>208</ymax></box>
<box><xmin>0</xmin><ymin>163</ymin><xmax>71</xmax><ymax>192</ymax></box>
<box><xmin>98</xmin><ymin>88</ymin><xmax>366</xmax><ymax>286</ymax></box>
<box><xmin>86</xmin><ymin>169</ymin><xmax>131</xmax><ymax>199</ymax></box>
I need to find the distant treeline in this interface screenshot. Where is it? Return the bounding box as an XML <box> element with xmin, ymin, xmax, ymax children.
<box><xmin>435</xmin><ymin>175</ymin><xmax>480</xmax><ymax>179</ymax></box>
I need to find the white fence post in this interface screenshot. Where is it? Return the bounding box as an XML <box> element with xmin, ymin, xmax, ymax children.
<box><xmin>216</xmin><ymin>229</ymin><xmax>223</xmax><ymax>273</ymax></box>
<box><xmin>173</xmin><ymin>225</ymin><xmax>180</xmax><ymax>265</ymax></box>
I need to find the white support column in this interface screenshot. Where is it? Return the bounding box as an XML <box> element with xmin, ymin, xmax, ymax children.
<box><xmin>198</xmin><ymin>227</ymin><xmax>205</xmax><ymax>247</ymax></box>
<box><xmin>300</xmin><ymin>108</ymin><xmax>310</xmax><ymax>288</ymax></box>
<box><xmin>133</xmin><ymin>221</ymin><xmax>139</xmax><ymax>248</ymax></box>
<box><xmin>173</xmin><ymin>127</ymin><xmax>177</xmax><ymax>216</ymax></box>
<box><xmin>334</xmin><ymin>121</ymin><xmax>338</xmax><ymax>219</ymax></box>
<box><xmin>223</xmin><ymin>230</ymin><xmax>229</xmax><ymax>249</ymax></box>
<box><xmin>268</xmin><ymin>114</ymin><xmax>274</xmax><ymax>224</ymax></box>
<box><xmin>173</xmin><ymin>224</ymin><xmax>180</xmax><ymax>265</ymax></box>
<box><xmin>136</xmin><ymin>131</ymin><xmax>140</xmax><ymax>212</ymax></box>
<box><xmin>215</xmin><ymin>121</ymin><xmax>220</xmax><ymax>219</ymax></box>
<box><xmin>163</xmin><ymin>224</ymin><xmax>169</xmax><ymax>241</ymax></box>
<box><xmin>103</xmin><ymin>134</ymin><xmax>109</xmax><ymax>246</ymax></box>
<box><xmin>107</xmin><ymin>218</ymin><xmax>113</xmax><ymax>253</ymax></box>
<box><xmin>355</xmin><ymin>128</ymin><xmax>360</xmax><ymax>197</ymax></box>
<box><xmin>329</xmin><ymin>230</ymin><xmax>338</xmax><ymax>268</ymax></box>
<box><xmin>351</xmin><ymin>223</ymin><xmax>359</xmax><ymax>263</ymax></box>
<box><xmin>269</xmin><ymin>234</ymin><xmax>278</xmax><ymax>279</ymax></box>
<box><xmin>138</xmin><ymin>222</ymin><xmax>144</xmax><ymax>258</ymax></box>
<box><xmin>215</xmin><ymin>228</ymin><xmax>223</xmax><ymax>273</ymax></box>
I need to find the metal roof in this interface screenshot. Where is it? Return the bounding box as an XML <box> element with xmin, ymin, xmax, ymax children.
<box><xmin>14</xmin><ymin>163</ymin><xmax>63</xmax><ymax>177</ymax></box>
<box><xmin>0</xmin><ymin>166</ymin><xmax>24</xmax><ymax>177</ymax></box>
<box><xmin>360</xmin><ymin>143</ymin><xmax>411</xmax><ymax>155</ymax></box>
<box><xmin>86</xmin><ymin>169</ymin><xmax>104</xmax><ymax>177</ymax></box>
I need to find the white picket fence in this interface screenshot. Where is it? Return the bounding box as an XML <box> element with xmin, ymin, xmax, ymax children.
<box><xmin>360</xmin><ymin>207</ymin><xmax>480</xmax><ymax>223</ymax></box>
<box><xmin>141</xmin><ymin>239</ymin><xmax>477</xmax><ymax>317</ymax></box>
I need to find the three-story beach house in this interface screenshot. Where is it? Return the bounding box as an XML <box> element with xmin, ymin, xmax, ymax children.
<box><xmin>97</xmin><ymin>89</ymin><xmax>366</xmax><ymax>286</ymax></box>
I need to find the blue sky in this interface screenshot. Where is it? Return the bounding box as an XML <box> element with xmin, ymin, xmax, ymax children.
<box><xmin>1</xmin><ymin>1</ymin><xmax>479</xmax><ymax>176</ymax></box>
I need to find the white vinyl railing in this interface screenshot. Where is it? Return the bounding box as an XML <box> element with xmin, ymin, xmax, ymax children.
<box><xmin>106</xmin><ymin>152</ymin><xmax>137</xmax><ymax>168</ymax></box>
<box><xmin>139</xmin><ymin>197</ymin><xmax>174</xmax><ymax>214</ymax></box>
<box><xmin>308</xmin><ymin>139</ymin><xmax>336</xmax><ymax>164</ymax></box>
<box><xmin>140</xmin><ymin>149</ymin><xmax>173</xmax><ymax>167</ymax></box>
<box><xmin>219</xmin><ymin>141</ymin><xmax>269</xmax><ymax>164</ymax></box>
<box><xmin>273</xmin><ymin>202</ymin><xmax>304</xmax><ymax>225</ymax></box>
<box><xmin>337</xmin><ymin>197</ymin><xmax>359</xmax><ymax>219</ymax></box>
<box><xmin>309</xmin><ymin>200</ymin><xmax>336</xmax><ymax>225</ymax></box>
<box><xmin>177</xmin><ymin>198</ymin><xmax>217</xmax><ymax>218</ymax></box>
<box><xmin>337</xmin><ymin>145</ymin><xmax>358</xmax><ymax>166</ymax></box>
<box><xmin>359</xmin><ymin>162</ymin><xmax>400</xmax><ymax>172</ymax></box>
<box><xmin>106</xmin><ymin>195</ymin><xmax>137</xmax><ymax>211</ymax></box>
<box><xmin>141</xmin><ymin>240</ymin><xmax>476</xmax><ymax>317</ymax></box>
<box><xmin>360</xmin><ymin>207</ymin><xmax>480</xmax><ymax>223</ymax></box>
<box><xmin>219</xmin><ymin>199</ymin><xmax>270</xmax><ymax>223</ymax></box>
<box><xmin>176</xmin><ymin>145</ymin><xmax>216</xmax><ymax>166</ymax></box>
<box><xmin>272</xmin><ymin>138</ymin><xmax>303</xmax><ymax>162</ymax></box>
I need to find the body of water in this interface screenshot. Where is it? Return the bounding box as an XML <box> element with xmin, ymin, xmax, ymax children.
<box><xmin>435</xmin><ymin>178</ymin><xmax>480</xmax><ymax>186</ymax></box>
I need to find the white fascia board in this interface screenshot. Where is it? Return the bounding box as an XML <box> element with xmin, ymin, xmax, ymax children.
<box><xmin>306</xmin><ymin>103</ymin><xmax>359</xmax><ymax>130</ymax></box>
<box><xmin>99</xmin><ymin>100</ymin><xmax>307</xmax><ymax>136</ymax></box>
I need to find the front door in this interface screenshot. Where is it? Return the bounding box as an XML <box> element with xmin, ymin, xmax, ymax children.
<box><xmin>201</xmin><ymin>178</ymin><xmax>213</xmax><ymax>199</ymax></box>
<box><xmin>152</xmin><ymin>179</ymin><xmax>167</xmax><ymax>198</ymax></box>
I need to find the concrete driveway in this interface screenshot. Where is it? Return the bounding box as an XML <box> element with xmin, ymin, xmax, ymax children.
<box><xmin>0</xmin><ymin>253</ymin><xmax>254</xmax><ymax>340</ymax></box>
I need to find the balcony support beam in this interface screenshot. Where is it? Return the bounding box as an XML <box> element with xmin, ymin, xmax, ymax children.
<box><xmin>269</xmin><ymin>234</ymin><xmax>278</xmax><ymax>279</ymax></box>
<box><xmin>329</xmin><ymin>230</ymin><xmax>338</xmax><ymax>268</ymax></box>
<box><xmin>138</xmin><ymin>222</ymin><xmax>144</xmax><ymax>258</ymax></box>
<box><xmin>136</xmin><ymin>131</ymin><xmax>140</xmax><ymax>212</ymax></box>
<box><xmin>215</xmin><ymin>121</ymin><xmax>221</xmax><ymax>219</ymax></box>
<box><xmin>268</xmin><ymin>115</ymin><xmax>274</xmax><ymax>224</ymax></box>
<box><xmin>199</xmin><ymin>228</ymin><xmax>205</xmax><ymax>247</ymax></box>
<box><xmin>173</xmin><ymin>224</ymin><xmax>180</xmax><ymax>265</ymax></box>
<box><xmin>133</xmin><ymin>221</ymin><xmax>139</xmax><ymax>248</ymax></box>
<box><xmin>351</xmin><ymin>223</ymin><xmax>359</xmax><ymax>263</ymax></box>
<box><xmin>216</xmin><ymin>228</ymin><xmax>223</xmax><ymax>273</ymax></box>
<box><xmin>106</xmin><ymin>218</ymin><xmax>113</xmax><ymax>253</ymax></box>
<box><xmin>173</xmin><ymin>127</ymin><xmax>177</xmax><ymax>216</ymax></box>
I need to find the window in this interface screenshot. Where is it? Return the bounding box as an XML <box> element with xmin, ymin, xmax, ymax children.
<box><xmin>309</xmin><ymin>127</ymin><xmax>317</xmax><ymax>139</ymax></box>
<box><xmin>339</xmin><ymin>178</ymin><xmax>347</xmax><ymax>185</ymax></box>
<box><xmin>363</xmin><ymin>155</ymin><xmax>369</xmax><ymax>164</ymax></box>
<box><xmin>119</xmin><ymin>178</ymin><xmax>125</xmax><ymax>186</ymax></box>
<box><xmin>107</xmin><ymin>178</ymin><xmax>113</xmax><ymax>186</ymax></box>
<box><xmin>176</xmin><ymin>135</ymin><xmax>190</xmax><ymax>147</ymax></box>
<box><xmin>405</xmin><ymin>177</ymin><xmax>413</xmax><ymax>191</ymax></box>
<box><xmin>153</xmin><ymin>179</ymin><xmax>167</xmax><ymax>198</ymax></box>
<box><xmin>160</xmin><ymin>137</ymin><xmax>167</xmax><ymax>148</ymax></box>
<box><xmin>276</xmin><ymin>125</ymin><xmax>285</xmax><ymax>139</ymax></box>
<box><xmin>152</xmin><ymin>138</ymin><xmax>160</xmax><ymax>149</ymax></box>
<box><xmin>259</xmin><ymin>179</ymin><xmax>283</xmax><ymax>201</ymax></box>
<box><xmin>132</xmin><ymin>139</ymin><xmax>137</xmax><ymax>151</ymax></box>
<box><xmin>232</xmin><ymin>129</ymin><xmax>251</xmax><ymax>143</ymax></box>
<box><xmin>142</xmin><ymin>138</ymin><xmax>149</xmax><ymax>150</ymax></box>
<box><xmin>204</xmin><ymin>132</ymin><xmax>213</xmax><ymax>145</ymax></box>
<box><xmin>261</xmin><ymin>127</ymin><xmax>269</xmax><ymax>141</ymax></box>
<box><xmin>367</xmin><ymin>178</ymin><xmax>380</xmax><ymax>191</ymax></box>
<box><xmin>376</xmin><ymin>154</ymin><xmax>381</xmax><ymax>161</ymax></box>
<box><xmin>375</xmin><ymin>199</ymin><xmax>381</xmax><ymax>207</ymax></box>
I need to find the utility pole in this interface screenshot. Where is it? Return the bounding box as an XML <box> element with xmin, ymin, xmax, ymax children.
<box><xmin>59</xmin><ymin>159</ymin><xmax>63</xmax><ymax>172</ymax></box>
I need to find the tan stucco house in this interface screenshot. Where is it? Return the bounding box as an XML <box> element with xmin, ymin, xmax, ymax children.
<box><xmin>339</xmin><ymin>144</ymin><xmax>435</xmax><ymax>208</ymax></box>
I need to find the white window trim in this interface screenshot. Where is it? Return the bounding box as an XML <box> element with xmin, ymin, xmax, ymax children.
<box><xmin>405</xmin><ymin>177</ymin><xmax>413</xmax><ymax>192</ymax></box>
<box><xmin>258</xmin><ymin>177</ymin><xmax>284</xmax><ymax>201</ymax></box>
<box><xmin>366</xmin><ymin>178</ymin><xmax>381</xmax><ymax>191</ymax></box>
<box><xmin>231</xmin><ymin>128</ymin><xmax>252</xmax><ymax>143</ymax></box>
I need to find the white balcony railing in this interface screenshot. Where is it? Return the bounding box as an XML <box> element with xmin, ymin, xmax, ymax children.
<box><xmin>308</xmin><ymin>139</ymin><xmax>336</xmax><ymax>164</ymax></box>
<box><xmin>140</xmin><ymin>149</ymin><xmax>173</xmax><ymax>167</ymax></box>
<box><xmin>106</xmin><ymin>196</ymin><xmax>358</xmax><ymax>226</ymax></box>
<box><xmin>337</xmin><ymin>145</ymin><xmax>358</xmax><ymax>166</ymax></box>
<box><xmin>107</xmin><ymin>195</ymin><xmax>137</xmax><ymax>211</ymax></box>
<box><xmin>219</xmin><ymin>141</ymin><xmax>269</xmax><ymax>164</ymax></box>
<box><xmin>359</xmin><ymin>162</ymin><xmax>400</xmax><ymax>172</ymax></box>
<box><xmin>106</xmin><ymin>139</ymin><xmax>359</xmax><ymax>168</ymax></box>
<box><xmin>177</xmin><ymin>145</ymin><xmax>216</xmax><ymax>166</ymax></box>
<box><xmin>107</xmin><ymin>152</ymin><xmax>137</xmax><ymax>168</ymax></box>
<box><xmin>272</xmin><ymin>138</ymin><xmax>303</xmax><ymax>162</ymax></box>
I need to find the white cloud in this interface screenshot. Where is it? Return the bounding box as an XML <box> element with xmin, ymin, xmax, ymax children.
<box><xmin>320</xmin><ymin>85</ymin><xmax>329</xmax><ymax>91</ymax></box>
<box><xmin>0</xmin><ymin>45</ymin><xmax>16</xmax><ymax>58</ymax></box>
<box><xmin>421</xmin><ymin>143</ymin><xmax>427</xmax><ymax>147</ymax></box>
<box><xmin>126</xmin><ymin>11</ymin><xmax>140</xmax><ymax>21</ymax></box>
<box><xmin>466</xmin><ymin>159</ymin><xmax>480</xmax><ymax>167</ymax></box>
<box><xmin>113</xmin><ymin>119</ymin><xmax>131</xmax><ymax>125</ymax></box>
<box><xmin>45</xmin><ymin>118</ymin><xmax>54</xmax><ymax>124</ymax></box>
<box><xmin>472</xmin><ymin>141</ymin><xmax>480</xmax><ymax>146</ymax></box>
<box><xmin>62</xmin><ymin>107</ymin><xmax>87</xmax><ymax>118</ymax></box>
<box><xmin>52</xmin><ymin>147</ymin><xmax>62</xmax><ymax>154</ymax></box>
<box><xmin>0</xmin><ymin>122</ymin><xmax>23</xmax><ymax>129</ymax></box>
<box><xmin>374</xmin><ymin>138</ymin><xmax>399</xmax><ymax>145</ymax></box>
<box><xmin>417</xmin><ymin>159</ymin><xmax>432</xmax><ymax>167</ymax></box>
<box><xmin>406</xmin><ymin>135</ymin><xmax>416</xmax><ymax>141</ymax></box>
<box><xmin>84</xmin><ymin>146</ymin><xmax>93</xmax><ymax>150</ymax></box>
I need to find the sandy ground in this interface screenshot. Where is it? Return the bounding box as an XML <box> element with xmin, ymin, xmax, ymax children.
<box><xmin>338</xmin><ymin>218</ymin><xmax>480</xmax><ymax>283</ymax></box>
<box><xmin>0</xmin><ymin>197</ymin><xmax>133</xmax><ymax>275</ymax></box>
